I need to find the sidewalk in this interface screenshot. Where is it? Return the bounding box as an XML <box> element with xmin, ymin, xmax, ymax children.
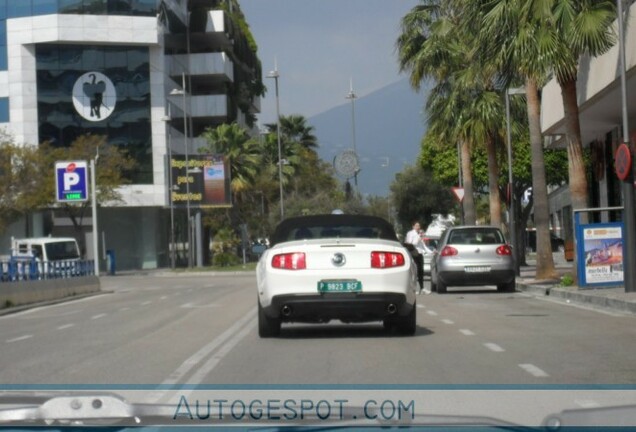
<box><xmin>516</xmin><ymin>253</ymin><xmax>636</xmax><ymax>315</ymax></box>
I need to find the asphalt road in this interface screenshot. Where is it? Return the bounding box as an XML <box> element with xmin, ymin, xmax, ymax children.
<box><xmin>1</xmin><ymin>273</ymin><xmax>636</xmax><ymax>427</ymax></box>
<box><xmin>1</xmin><ymin>273</ymin><xmax>635</xmax><ymax>387</ymax></box>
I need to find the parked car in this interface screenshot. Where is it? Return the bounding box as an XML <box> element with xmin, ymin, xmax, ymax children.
<box><xmin>256</xmin><ymin>214</ymin><xmax>418</xmax><ymax>337</ymax></box>
<box><xmin>431</xmin><ymin>226</ymin><xmax>516</xmax><ymax>293</ymax></box>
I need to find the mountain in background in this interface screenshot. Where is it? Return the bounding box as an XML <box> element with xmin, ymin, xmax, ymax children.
<box><xmin>308</xmin><ymin>78</ymin><xmax>430</xmax><ymax>197</ymax></box>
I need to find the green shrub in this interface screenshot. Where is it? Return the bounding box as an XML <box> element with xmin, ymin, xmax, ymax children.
<box><xmin>560</xmin><ymin>273</ymin><xmax>574</xmax><ymax>286</ymax></box>
<box><xmin>210</xmin><ymin>227</ymin><xmax>241</xmax><ymax>267</ymax></box>
<box><xmin>213</xmin><ymin>252</ymin><xmax>241</xmax><ymax>267</ymax></box>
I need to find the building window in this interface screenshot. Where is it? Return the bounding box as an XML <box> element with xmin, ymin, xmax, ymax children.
<box><xmin>32</xmin><ymin>0</ymin><xmax>58</xmax><ymax>15</ymax></box>
<box><xmin>36</xmin><ymin>44</ymin><xmax>152</xmax><ymax>184</ymax></box>
<box><xmin>0</xmin><ymin>97</ymin><xmax>9</xmax><ymax>122</ymax></box>
<box><xmin>7</xmin><ymin>2</ymin><xmax>32</xmax><ymax>18</ymax></box>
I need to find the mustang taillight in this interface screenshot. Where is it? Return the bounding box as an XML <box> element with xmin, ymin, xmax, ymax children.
<box><xmin>371</xmin><ymin>251</ymin><xmax>405</xmax><ymax>268</ymax></box>
<box><xmin>440</xmin><ymin>246</ymin><xmax>458</xmax><ymax>257</ymax></box>
<box><xmin>496</xmin><ymin>245</ymin><xmax>513</xmax><ymax>256</ymax></box>
<box><xmin>271</xmin><ymin>252</ymin><xmax>306</xmax><ymax>270</ymax></box>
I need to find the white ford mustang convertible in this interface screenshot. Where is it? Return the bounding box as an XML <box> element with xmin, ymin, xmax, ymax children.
<box><xmin>256</xmin><ymin>214</ymin><xmax>418</xmax><ymax>337</ymax></box>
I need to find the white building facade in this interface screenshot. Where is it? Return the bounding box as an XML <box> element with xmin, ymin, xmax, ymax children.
<box><xmin>0</xmin><ymin>0</ymin><xmax>261</xmax><ymax>270</ymax></box>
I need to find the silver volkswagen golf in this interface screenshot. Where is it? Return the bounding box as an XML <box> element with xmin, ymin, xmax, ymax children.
<box><xmin>430</xmin><ymin>226</ymin><xmax>516</xmax><ymax>293</ymax></box>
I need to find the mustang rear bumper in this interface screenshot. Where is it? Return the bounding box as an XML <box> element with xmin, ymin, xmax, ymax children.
<box><xmin>264</xmin><ymin>292</ymin><xmax>413</xmax><ymax>322</ymax></box>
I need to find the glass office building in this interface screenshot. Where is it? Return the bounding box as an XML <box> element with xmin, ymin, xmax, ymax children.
<box><xmin>0</xmin><ymin>0</ymin><xmax>262</xmax><ymax>270</ymax></box>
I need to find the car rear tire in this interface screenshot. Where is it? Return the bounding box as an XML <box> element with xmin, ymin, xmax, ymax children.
<box><xmin>437</xmin><ymin>279</ymin><xmax>447</xmax><ymax>294</ymax></box>
<box><xmin>396</xmin><ymin>305</ymin><xmax>417</xmax><ymax>335</ymax></box>
<box><xmin>430</xmin><ymin>279</ymin><xmax>437</xmax><ymax>293</ymax></box>
<box><xmin>497</xmin><ymin>280</ymin><xmax>516</xmax><ymax>292</ymax></box>
<box><xmin>258</xmin><ymin>301</ymin><xmax>281</xmax><ymax>338</ymax></box>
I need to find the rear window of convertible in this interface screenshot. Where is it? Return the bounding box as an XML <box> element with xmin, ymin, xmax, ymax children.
<box><xmin>270</xmin><ymin>215</ymin><xmax>398</xmax><ymax>245</ymax></box>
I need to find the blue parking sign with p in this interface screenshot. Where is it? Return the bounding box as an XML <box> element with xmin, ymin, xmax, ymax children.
<box><xmin>55</xmin><ymin>161</ymin><xmax>88</xmax><ymax>202</ymax></box>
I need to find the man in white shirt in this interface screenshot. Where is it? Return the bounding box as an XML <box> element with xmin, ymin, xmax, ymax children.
<box><xmin>405</xmin><ymin>221</ymin><xmax>431</xmax><ymax>294</ymax></box>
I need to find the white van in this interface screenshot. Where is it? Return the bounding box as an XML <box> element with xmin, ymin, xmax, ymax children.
<box><xmin>11</xmin><ymin>237</ymin><xmax>81</xmax><ymax>262</ymax></box>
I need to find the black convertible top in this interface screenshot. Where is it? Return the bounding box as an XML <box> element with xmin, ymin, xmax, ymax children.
<box><xmin>270</xmin><ymin>214</ymin><xmax>398</xmax><ymax>246</ymax></box>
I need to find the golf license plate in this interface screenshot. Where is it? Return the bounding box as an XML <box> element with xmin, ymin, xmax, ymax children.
<box><xmin>464</xmin><ymin>266</ymin><xmax>491</xmax><ymax>273</ymax></box>
<box><xmin>318</xmin><ymin>280</ymin><xmax>362</xmax><ymax>293</ymax></box>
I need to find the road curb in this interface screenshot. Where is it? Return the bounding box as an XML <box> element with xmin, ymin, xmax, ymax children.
<box><xmin>517</xmin><ymin>281</ymin><xmax>636</xmax><ymax>315</ymax></box>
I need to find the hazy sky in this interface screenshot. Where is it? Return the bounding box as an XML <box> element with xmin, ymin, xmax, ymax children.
<box><xmin>239</xmin><ymin>0</ymin><xmax>420</xmax><ymax>126</ymax></box>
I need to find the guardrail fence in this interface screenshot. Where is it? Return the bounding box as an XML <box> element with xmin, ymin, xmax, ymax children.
<box><xmin>1</xmin><ymin>257</ymin><xmax>95</xmax><ymax>282</ymax></box>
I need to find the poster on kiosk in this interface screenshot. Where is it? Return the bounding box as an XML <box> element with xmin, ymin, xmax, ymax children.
<box><xmin>575</xmin><ymin>218</ymin><xmax>624</xmax><ymax>288</ymax></box>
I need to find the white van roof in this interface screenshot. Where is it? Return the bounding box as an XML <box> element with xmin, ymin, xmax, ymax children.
<box><xmin>14</xmin><ymin>237</ymin><xmax>77</xmax><ymax>244</ymax></box>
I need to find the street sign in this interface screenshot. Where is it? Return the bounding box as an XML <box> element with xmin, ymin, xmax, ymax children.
<box><xmin>55</xmin><ymin>161</ymin><xmax>88</xmax><ymax>202</ymax></box>
<box><xmin>451</xmin><ymin>187</ymin><xmax>465</xmax><ymax>203</ymax></box>
<box><xmin>615</xmin><ymin>143</ymin><xmax>632</xmax><ymax>181</ymax></box>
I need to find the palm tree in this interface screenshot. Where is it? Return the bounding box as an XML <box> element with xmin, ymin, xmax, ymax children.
<box><xmin>549</xmin><ymin>1</ymin><xmax>616</xmax><ymax>214</ymax></box>
<box><xmin>425</xmin><ymin>82</ymin><xmax>478</xmax><ymax>225</ymax></box>
<box><xmin>479</xmin><ymin>0</ymin><xmax>616</xmax><ymax>280</ymax></box>
<box><xmin>478</xmin><ymin>1</ymin><xmax>557</xmax><ymax>279</ymax></box>
<box><xmin>398</xmin><ymin>0</ymin><xmax>505</xmax><ymax>227</ymax></box>
<box><xmin>199</xmin><ymin>123</ymin><xmax>262</xmax><ymax>195</ymax></box>
<box><xmin>278</xmin><ymin>115</ymin><xmax>318</xmax><ymax>150</ymax></box>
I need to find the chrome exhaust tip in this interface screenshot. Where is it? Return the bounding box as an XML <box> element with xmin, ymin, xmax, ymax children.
<box><xmin>281</xmin><ymin>305</ymin><xmax>293</xmax><ymax>317</ymax></box>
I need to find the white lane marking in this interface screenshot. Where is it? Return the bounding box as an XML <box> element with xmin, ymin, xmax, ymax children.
<box><xmin>91</xmin><ymin>313</ymin><xmax>107</xmax><ymax>320</ymax></box>
<box><xmin>57</xmin><ymin>324</ymin><xmax>75</xmax><ymax>330</ymax></box>
<box><xmin>519</xmin><ymin>363</ymin><xmax>549</xmax><ymax>377</ymax></box>
<box><xmin>6</xmin><ymin>335</ymin><xmax>33</xmax><ymax>343</ymax></box>
<box><xmin>186</xmin><ymin>318</ymin><xmax>255</xmax><ymax>385</ymax></box>
<box><xmin>119</xmin><ymin>307</ymin><xmax>131</xmax><ymax>312</ymax></box>
<box><xmin>459</xmin><ymin>329</ymin><xmax>475</xmax><ymax>336</ymax></box>
<box><xmin>160</xmin><ymin>296</ymin><xmax>168</xmax><ymax>300</ymax></box>
<box><xmin>148</xmin><ymin>308</ymin><xmax>257</xmax><ymax>403</ymax></box>
<box><xmin>426</xmin><ymin>310</ymin><xmax>438</xmax><ymax>316</ymax></box>
<box><xmin>441</xmin><ymin>319</ymin><xmax>454</xmax><ymax>325</ymax></box>
<box><xmin>141</xmin><ymin>301</ymin><xmax>153</xmax><ymax>306</ymax></box>
<box><xmin>416</xmin><ymin>304</ymin><xmax>425</xmax><ymax>309</ymax></box>
<box><xmin>484</xmin><ymin>343</ymin><xmax>505</xmax><ymax>352</ymax></box>
<box><xmin>180</xmin><ymin>302</ymin><xmax>219</xmax><ymax>309</ymax></box>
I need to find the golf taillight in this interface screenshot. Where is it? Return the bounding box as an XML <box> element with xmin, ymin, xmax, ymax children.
<box><xmin>371</xmin><ymin>251</ymin><xmax>405</xmax><ymax>268</ymax></box>
<box><xmin>496</xmin><ymin>245</ymin><xmax>513</xmax><ymax>256</ymax></box>
<box><xmin>440</xmin><ymin>246</ymin><xmax>458</xmax><ymax>257</ymax></box>
<box><xmin>271</xmin><ymin>252</ymin><xmax>306</xmax><ymax>270</ymax></box>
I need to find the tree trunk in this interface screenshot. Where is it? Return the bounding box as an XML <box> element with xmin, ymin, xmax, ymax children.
<box><xmin>486</xmin><ymin>134</ymin><xmax>502</xmax><ymax>227</ymax></box>
<box><xmin>561</xmin><ymin>78</ymin><xmax>589</xmax><ymax>283</ymax></box>
<box><xmin>461</xmin><ymin>139</ymin><xmax>476</xmax><ymax>225</ymax></box>
<box><xmin>526</xmin><ymin>78</ymin><xmax>557</xmax><ymax>280</ymax></box>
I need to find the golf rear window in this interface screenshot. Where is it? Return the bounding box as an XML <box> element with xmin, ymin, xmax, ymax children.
<box><xmin>449</xmin><ymin>228</ymin><xmax>504</xmax><ymax>245</ymax></box>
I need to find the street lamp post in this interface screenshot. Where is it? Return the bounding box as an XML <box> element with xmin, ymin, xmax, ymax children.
<box><xmin>161</xmin><ymin>106</ymin><xmax>176</xmax><ymax>269</ymax></box>
<box><xmin>505</xmin><ymin>87</ymin><xmax>525</xmax><ymax>277</ymax></box>
<box><xmin>90</xmin><ymin>157</ymin><xmax>99</xmax><ymax>276</ymax></box>
<box><xmin>170</xmin><ymin>72</ymin><xmax>192</xmax><ymax>268</ymax></box>
<box><xmin>616</xmin><ymin>0</ymin><xmax>636</xmax><ymax>292</ymax></box>
<box><xmin>267</xmin><ymin>65</ymin><xmax>284</xmax><ymax>220</ymax></box>
<box><xmin>345</xmin><ymin>79</ymin><xmax>359</xmax><ymax>188</ymax></box>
